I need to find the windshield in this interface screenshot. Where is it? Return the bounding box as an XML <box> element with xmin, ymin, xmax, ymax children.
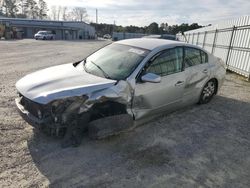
<box><xmin>84</xmin><ymin>43</ymin><xmax>150</xmax><ymax>80</ymax></box>
<box><xmin>38</xmin><ymin>31</ymin><xmax>46</xmax><ymax>34</ymax></box>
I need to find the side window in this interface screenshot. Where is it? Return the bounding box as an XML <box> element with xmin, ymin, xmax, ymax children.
<box><xmin>185</xmin><ymin>47</ymin><xmax>208</xmax><ymax>67</ymax></box>
<box><xmin>146</xmin><ymin>47</ymin><xmax>183</xmax><ymax>76</ymax></box>
<box><xmin>201</xmin><ymin>50</ymin><xmax>208</xmax><ymax>63</ymax></box>
<box><xmin>185</xmin><ymin>47</ymin><xmax>201</xmax><ymax>67</ymax></box>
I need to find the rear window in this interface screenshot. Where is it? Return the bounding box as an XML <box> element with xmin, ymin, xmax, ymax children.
<box><xmin>185</xmin><ymin>47</ymin><xmax>208</xmax><ymax>67</ymax></box>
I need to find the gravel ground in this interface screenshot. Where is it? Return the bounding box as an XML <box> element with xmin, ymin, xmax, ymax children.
<box><xmin>0</xmin><ymin>39</ymin><xmax>250</xmax><ymax>188</ymax></box>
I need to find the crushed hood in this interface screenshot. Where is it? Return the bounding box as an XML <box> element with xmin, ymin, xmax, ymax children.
<box><xmin>16</xmin><ymin>63</ymin><xmax>116</xmax><ymax>104</ymax></box>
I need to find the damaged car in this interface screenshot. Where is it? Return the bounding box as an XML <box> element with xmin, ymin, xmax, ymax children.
<box><xmin>15</xmin><ymin>38</ymin><xmax>226</xmax><ymax>146</ymax></box>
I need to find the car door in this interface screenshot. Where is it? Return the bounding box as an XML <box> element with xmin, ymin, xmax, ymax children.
<box><xmin>182</xmin><ymin>47</ymin><xmax>211</xmax><ymax>104</ymax></box>
<box><xmin>132</xmin><ymin>47</ymin><xmax>187</xmax><ymax>120</ymax></box>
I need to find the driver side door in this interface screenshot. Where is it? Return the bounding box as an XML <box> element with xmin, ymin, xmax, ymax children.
<box><xmin>132</xmin><ymin>47</ymin><xmax>187</xmax><ymax>120</ymax></box>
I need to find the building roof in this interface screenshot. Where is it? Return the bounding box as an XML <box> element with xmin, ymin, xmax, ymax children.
<box><xmin>0</xmin><ymin>17</ymin><xmax>95</xmax><ymax>32</ymax></box>
<box><xmin>116</xmin><ymin>38</ymin><xmax>185</xmax><ymax>50</ymax></box>
<box><xmin>0</xmin><ymin>17</ymin><xmax>89</xmax><ymax>24</ymax></box>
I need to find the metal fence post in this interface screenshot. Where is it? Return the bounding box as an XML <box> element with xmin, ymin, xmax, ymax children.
<box><xmin>225</xmin><ymin>26</ymin><xmax>236</xmax><ymax>66</ymax></box>
<box><xmin>202</xmin><ymin>31</ymin><xmax>207</xmax><ymax>48</ymax></box>
<box><xmin>196</xmin><ymin>32</ymin><xmax>199</xmax><ymax>45</ymax></box>
<box><xmin>211</xmin><ymin>29</ymin><xmax>218</xmax><ymax>54</ymax></box>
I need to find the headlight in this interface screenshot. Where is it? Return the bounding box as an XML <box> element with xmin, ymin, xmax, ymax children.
<box><xmin>50</xmin><ymin>96</ymin><xmax>88</xmax><ymax>123</ymax></box>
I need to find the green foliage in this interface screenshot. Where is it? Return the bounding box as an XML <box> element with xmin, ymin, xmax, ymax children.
<box><xmin>91</xmin><ymin>23</ymin><xmax>115</xmax><ymax>36</ymax></box>
<box><xmin>146</xmin><ymin>22</ymin><xmax>159</xmax><ymax>34</ymax></box>
<box><xmin>91</xmin><ymin>22</ymin><xmax>203</xmax><ymax>36</ymax></box>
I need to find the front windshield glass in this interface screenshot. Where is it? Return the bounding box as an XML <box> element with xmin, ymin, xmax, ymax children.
<box><xmin>38</xmin><ymin>31</ymin><xmax>46</xmax><ymax>34</ymax></box>
<box><xmin>84</xmin><ymin>43</ymin><xmax>150</xmax><ymax>80</ymax></box>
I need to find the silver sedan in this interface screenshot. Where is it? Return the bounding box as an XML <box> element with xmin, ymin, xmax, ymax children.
<box><xmin>15</xmin><ymin>38</ymin><xmax>226</xmax><ymax>146</ymax></box>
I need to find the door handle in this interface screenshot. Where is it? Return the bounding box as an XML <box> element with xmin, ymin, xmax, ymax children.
<box><xmin>175</xmin><ymin>81</ymin><xmax>184</xmax><ymax>86</ymax></box>
<box><xmin>203</xmin><ymin>69</ymin><xmax>208</xmax><ymax>73</ymax></box>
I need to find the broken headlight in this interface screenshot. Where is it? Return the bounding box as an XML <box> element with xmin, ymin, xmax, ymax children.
<box><xmin>50</xmin><ymin>96</ymin><xmax>88</xmax><ymax>123</ymax></box>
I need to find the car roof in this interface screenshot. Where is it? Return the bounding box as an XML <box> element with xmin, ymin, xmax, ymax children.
<box><xmin>115</xmin><ymin>38</ymin><xmax>186</xmax><ymax>50</ymax></box>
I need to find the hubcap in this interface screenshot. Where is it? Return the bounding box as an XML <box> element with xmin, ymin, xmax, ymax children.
<box><xmin>202</xmin><ymin>81</ymin><xmax>215</xmax><ymax>100</ymax></box>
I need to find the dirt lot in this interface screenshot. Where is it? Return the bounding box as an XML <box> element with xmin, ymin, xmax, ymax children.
<box><xmin>0</xmin><ymin>39</ymin><xmax>250</xmax><ymax>188</ymax></box>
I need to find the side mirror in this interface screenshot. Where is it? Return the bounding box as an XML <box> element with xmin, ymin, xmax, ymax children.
<box><xmin>141</xmin><ymin>73</ymin><xmax>161</xmax><ymax>83</ymax></box>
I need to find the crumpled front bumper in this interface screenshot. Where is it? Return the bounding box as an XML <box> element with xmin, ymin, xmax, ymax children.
<box><xmin>15</xmin><ymin>97</ymin><xmax>52</xmax><ymax>128</ymax></box>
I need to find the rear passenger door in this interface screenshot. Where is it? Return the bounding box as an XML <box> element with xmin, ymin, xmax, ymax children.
<box><xmin>183</xmin><ymin>47</ymin><xmax>210</xmax><ymax>103</ymax></box>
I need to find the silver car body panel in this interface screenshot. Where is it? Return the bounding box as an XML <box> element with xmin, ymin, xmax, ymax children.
<box><xmin>16</xmin><ymin>63</ymin><xmax>117</xmax><ymax>104</ymax></box>
<box><xmin>15</xmin><ymin>38</ymin><xmax>226</xmax><ymax>126</ymax></box>
<box><xmin>116</xmin><ymin>38</ymin><xmax>184</xmax><ymax>50</ymax></box>
<box><xmin>74</xmin><ymin>80</ymin><xmax>134</xmax><ymax>119</ymax></box>
<box><xmin>124</xmin><ymin>39</ymin><xmax>225</xmax><ymax>120</ymax></box>
<box><xmin>132</xmin><ymin>71</ymin><xmax>187</xmax><ymax>120</ymax></box>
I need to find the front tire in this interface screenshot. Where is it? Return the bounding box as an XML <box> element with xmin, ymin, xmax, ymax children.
<box><xmin>198</xmin><ymin>79</ymin><xmax>216</xmax><ymax>104</ymax></box>
<box><xmin>88</xmin><ymin>114</ymin><xmax>133</xmax><ymax>139</ymax></box>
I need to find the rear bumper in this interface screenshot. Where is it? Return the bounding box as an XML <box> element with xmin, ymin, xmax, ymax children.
<box><xmin>15</xmin><ymin>98</ymin><xmax>51</xmax><ymax>128</ymax></box>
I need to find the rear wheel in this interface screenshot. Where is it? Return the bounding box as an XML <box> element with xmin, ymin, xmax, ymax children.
<box><xmin>199</xmin><ymin>79</ymin><xmax>216</xmax><ymax>104</ymax></box>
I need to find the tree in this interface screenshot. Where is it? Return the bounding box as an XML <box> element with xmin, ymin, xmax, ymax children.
<box><xmin>23</xmin><ymin>0</ymin><xmax>39</xmax><ymax>19</ymax></box>
<box><xmin>37</xmin><ymin>0</ymin><xmax>47</xmax><ymax>19</ymax></box>
<box><xmin>160</xmin><ymin>23</ymin><xmax>169</xmax><ymax>32</ymax></box>
<box><xmin>0</xmin><ymin>0</ymin><xmax>4</xmax><ymax>16</ymax></box>
<box><xmin>189</xmin><ymin>23</ymin><xmax>201</xmax><ymax>30</ymax></box>
<box><xmin>50</xmin><ymin>5</ymin><xmax>57</xmax><ymax>20</ymax></box>
<box><xmin>0</xmin><ymin>0</ymin><xmax>49</xmax><ymax>19</ymax></box>
<box><xmin>2</xmin><ymin>0</ymin><xmax>18</xmax><ymax>17</ymax></box>
<box><xmin>17</xmin><ymin>0</ymin><xmax>25</xmax><ymax>15</ymax></box>
<box><xmin>49</xmin><ymin>6</ymin><xmax>66</xmax><ymax>21</ymax></box>
<box><xmin>71</xmin><ymin>7</ymin><xmax>87</xmax><ymax>22</ymax></box>
<box><xmin>61</xmin><ymin>6</ymin><xmax>67</xmax><ymax>21</ymax></box>
<box><xmin>57</xmin><ymin>5</ymin><xmax>61</xmax><ymax>20</ymax></box>
<box><xmin>146</xmin><ymin>22</ymin><xmax>159</xmax><ymax>34</ymax></box>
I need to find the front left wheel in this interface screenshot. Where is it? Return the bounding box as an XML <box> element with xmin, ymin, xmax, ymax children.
<box><xmin>88</xmin><ymin>114</ymin><xmax>134</xmax><ymax>139</ymax></box>
<box><xmin>199</xmin><ymin>79</ymin><xmax>217</xmax><ymax>104</ymax></box>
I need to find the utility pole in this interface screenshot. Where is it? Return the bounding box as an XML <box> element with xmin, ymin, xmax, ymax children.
<box><xmin>96</xmin><ymin>9</ymin><xmax>98</xmax><ymax>24</ymax></box>
<box><xmin>113</xmin><ymin>20</ymin><xmax>116</xmax><ymax>33</ymax></box>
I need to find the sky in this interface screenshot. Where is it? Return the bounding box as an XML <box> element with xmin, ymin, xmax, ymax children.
<box><xmin>44</xmin><ymin>0</ymin><xmax>250</xmax><ymax>26</ymax></box>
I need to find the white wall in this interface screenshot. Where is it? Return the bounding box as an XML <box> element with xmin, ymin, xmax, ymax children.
<box><xmin>177</xmin><ymin>16</ymin><xmax>250</xmax><ymax>79</ymax></box>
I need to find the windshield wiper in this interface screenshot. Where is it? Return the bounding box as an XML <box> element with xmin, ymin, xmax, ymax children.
<box><xmin>89</xmin><ymin>61</ymin><xmax>112</xmax><ymax>79</ymax></box>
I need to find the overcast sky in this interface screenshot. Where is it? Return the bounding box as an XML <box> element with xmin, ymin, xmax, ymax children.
<box><xmin>45</xmin><ymin>0</ymin><xmax>250</xmax><ymax>26</ymax></box>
